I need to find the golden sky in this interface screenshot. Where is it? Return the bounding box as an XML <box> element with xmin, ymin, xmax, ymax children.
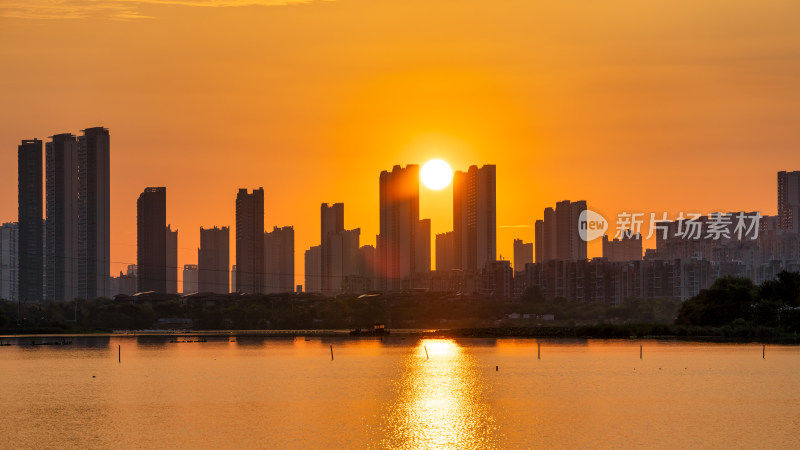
<box><xmin>2</xmin><ymin>0</ymin><xmax>799</xmax><ymax>287</ymax></box>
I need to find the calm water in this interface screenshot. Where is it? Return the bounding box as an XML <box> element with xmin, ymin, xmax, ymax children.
<box><xmin>1</xmin><ymin>336</ymin><xmax>798</xmax><ymax>449</ymax></box>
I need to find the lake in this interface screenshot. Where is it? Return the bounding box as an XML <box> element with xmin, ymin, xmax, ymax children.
<box><xmin>1</xmin><ymin>335</ymin><xmax>798</xmax><ymax>448</ymax></box>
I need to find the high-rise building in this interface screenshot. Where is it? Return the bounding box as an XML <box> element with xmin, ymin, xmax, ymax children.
<box><xmin>236</xmin><ymin>188</ymin><xmax>265</xmax><ymax>294</ymax></box>
<box><xmin>453</xmin><ymin>165</ymin><xmax>496</xmax><ymax>272</ymax></box>
<box><xmin>0</xmin><ymin>223</ymin><xmax>19</xmax><ymax>302</ymax></box>
<box><xmin>534</xmin><ymin>220</ymin><xmax>543</xmax><ymax>263</ymax></box>
<box><xmin>778</xmin><ymin>171</ymin><xmax>800</xmax><ymax>232</ymax></box>
<box><xmin>264</xmin><ymin>225</ymin><xmax>294</xmax><ymax>293</ymax></box>
<box><xmin>198</xmin><ymin>226</ymin><xmax>230</xmax><ymax>293</ymax></box>
<box><xmin>166</xmin><ymin>225</ymin><xmax>178</xmax><ymax>294</ymax></box>
<box><xmin>377</xmin><ymin>165</ymin><xmax>421</xmax><ymax>291</ymax></box>
<box><xmin>230</xmin><ymin>265</ymin><xmax>237</xmax><ymax>293</ymax></box>
<box><xmin>182</xmin><ymin>264</ymin><xmax>198</xmax><ymax>294</ymax></box>
<box><xmin>77</xmin><ymin>127</ymin><xmax>110</xmax><ymax>299</ymax></box>
<box><xmin>110</xmin><ymin>264</ymin><xmax>137</xmax><ymax>297</ymax></box>
<box><xmin>602</xmin><ymin>234</ymin><xmax>642</xmax><ymax>262</ymax></box>
<box><xmin>556</xmin><ymin>200</ymin><xmax>587</xmax><ymax>261</ymax></box>
<box><xmin>320</xmin><ymin>203</ymin><xmax>360</xmax><ymax>294</ymax></box>
<box><xmin>513</xmin><ymin>238</ymin><xmax>533</xmax><ymax>273</ymax></box>
<box><xmin>137</xmin><ymin>187</ymin><xmax>167</xmax><ymax>293</ymax></box>
<box><xmin>536</xmin><ymin>200</ymin><xmax>587</xmax><ymax>262</ymax></box>
<box><xmin>304</xmin><ymin>245</ymin><xmax>322</xmax><ymax>293</ymax></box>
<box><xmin>416</xmin><ymin>218</ymin><xmax>431</xmax><ymax>274</ymax></box>
<box><xmin>45</xmin><ymin>133</ymin><xmax>80</xmax><ymax>301</ymax></box>
<box><xmin>435</xmin><ymin>231</ymin><xmax>456</xmax><ymax>271</ymax></box>
<box><xmin>18</xmin><ymin>139</ymin><xmax>43</xmax><ymax>302</ymax></box>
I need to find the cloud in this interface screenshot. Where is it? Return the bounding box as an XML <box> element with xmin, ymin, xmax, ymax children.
<box><xmin>0</xmin><ymin>0</ymin><xmax>317</xmax><ymax>20</ymax></box>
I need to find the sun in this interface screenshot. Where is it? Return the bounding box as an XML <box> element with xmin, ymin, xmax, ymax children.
<box><xmin>420</xmin><ymin>159</ymin><xmax>453</xmax><ymax>190</ymax></box>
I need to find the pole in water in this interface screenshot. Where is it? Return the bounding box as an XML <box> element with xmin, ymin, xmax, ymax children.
<box><xmin>538</xmin><ymin>342</ymin><xmax>541</xmax><ymax>360</ymax></box>
<box><xmin>118</xmin><ymin>345</ymin><xmax>121</xmax><ymax>363</ymax></box>
<box><xmin>330</xmin><ymin>345</ymin><xmax>334</xmax><ymax>361</ymax></box>
<box><xmin>496</xmin><ymin>365</ymin><xmax>498</xmax><ymax>371</ymax></box>
<box><xmin>640</xmin><ymin>344</ymin><xmax>642</xmax><ymax>360</ymax></box>
<box><xmin>425</xmin><ymin>346</ymin><xmax>429</xmax><ymax>360</ymax></box>
<box><xmin>763</xmin><ymin>344</ymin><xmax>765</xmax><ymax>359</ymax></box>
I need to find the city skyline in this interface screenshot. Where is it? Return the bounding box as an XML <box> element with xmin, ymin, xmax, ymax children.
<box><xmin>3</xmin><ymin>1</ymin><xmax>799</xmax><ymax>293</ymax></box>
<box><xmin>3</xmin><ymin>130</ymin><xmax>800</xmax><ymax>292</ymax></box>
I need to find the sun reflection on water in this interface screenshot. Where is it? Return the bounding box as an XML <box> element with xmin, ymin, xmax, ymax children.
<box><xmin>377</xmin><ymin>339</ymin><xmax>498</xmax><ymax>449</ymax></box>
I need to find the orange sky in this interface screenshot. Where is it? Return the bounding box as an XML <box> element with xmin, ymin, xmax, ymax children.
<box><xmin>1</xmin><ymin>0</ymin><xmax>799</xmax><ymax>288</ymax></box>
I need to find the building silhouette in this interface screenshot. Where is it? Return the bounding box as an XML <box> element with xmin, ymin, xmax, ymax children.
<box><xmin>17</xmin><ymin>139</ymin><xmax>43</xmax><ymax>302</ymax></box>
<box><xmin>536</xmin><ymin>200</ymin><xmax>587</xmax><ymax>262</ymax></box>
<box><xmin>377</xmin><ymin>165</ymin><xmax>427</xmax><ymax>290</ymax></box>
<box><xmin>45</xmin><ymin>133</ymin><xmax>80</xmax><ymax>301</ymax></box>
<box><xmin>778</xmin><ymin>171</ymin><xmax>800</xmax><ymax>232</ymax></box>
<box><xmin>235</xmin><ymin>188</ymin><xmax>264</xmax><ymax>294</ymax></box>
<box><xmin>453</xmin><ymin>165</ymin><xmax>496</xmax><ymax>272</ymax></box>
<box><xmin>416</xmin><ymin>218</ymin><xmax>431</xmax><ymax>275</ymax></box>
<box><xmin>0</xmin><ymin>223</ymin><xmax>18</xmax><ymax>302</ymax></box>
<box><xmin>137</xmin><ymin>187</ymin><xmax>166</xmax><ymax>293</ymax></box>
<box><xmin>602</xmin><ymin>234</ymin><xmax>642</xmax><ymax>262</ymax></box>
<box><xmin>166</xmin><ymin>225</ymin><xmax>178</xmax><ymax>294</ymax></box>
<box><xmin>513</xmin><ymin>238</ymin><xmax>533</xmax><ymax>272</ymax></box>
<box><xmin>320</xmin><ymin>203</ymin><xmax>360</xmax><ymax>294</ymax></box>
<box><xmin>435</xmin><ymin>231</ymin><xmax>456</xmax><ymax>271</ymax></box>
<box><xmin>77</xmin><ymin>127</ymin><xmax>110</xmax><ymax>300</ymax></box>
<box><xmin>111</xmin><ymin>264</ymin><xmax>137</xmax><ymax>297</ymax></box>
<box><xmin>182</xmin><ymin>264</ymin><xmax>198</xmax><ymax>294</ymax></box>
<box><xmin>304</xmin><ymin>245</ymin><xmax>322</xmax><ymax>293</ymax></box>
<box><xmin>264</xmin><ymin>225</ymin><xmax>294</xmax><ymax>293</ymax></box>
<box><xmin>198</xmin><ymin>226</ymin><xmax>230</xmax><ymax>293</ymax></box>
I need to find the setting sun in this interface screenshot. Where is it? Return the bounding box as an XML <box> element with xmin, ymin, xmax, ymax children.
<box><xmin>420</xmin><ymin>159</ymin><xmax>453</xmax><ymax>190</ymax></box>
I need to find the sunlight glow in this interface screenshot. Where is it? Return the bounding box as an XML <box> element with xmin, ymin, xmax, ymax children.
<box><xmin>420</xmin><ymin>159</ymin><xmax>453</xmax><ymax>190</ymax></box>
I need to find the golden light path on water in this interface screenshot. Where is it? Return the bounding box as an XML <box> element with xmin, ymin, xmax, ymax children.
<box><xmin>376</xmin><ymin>339</ymin><xmax>499</xmax><ymax>449</ymax></box>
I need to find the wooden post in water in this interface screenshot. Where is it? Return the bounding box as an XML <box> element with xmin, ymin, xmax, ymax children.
<box><xmin>763</xmin><ymin>344</ymin><xmax>765</xmax><ymax>359</ymax></box>
<box><xmin>496</xmin><ymin>365</ymin><xmax>498</xmax><ymax>371</ymax></box>
<box><xmin>538</xmin><ymin>342</ymin><xmax>541</xmax><ymax>360</ymax></box>
<box><xmin>425</xmin><ymin>346</ymin><xmax>429</xmax><ymax>360</ymax></box>
<box><xmin>118</xmin><ymin>345</ymin><xmax>121</xmax><ymax>363</ymax></box>
<box><xmin>330</xmin><ymin>345</ymin><xmax>334</xmax><ymax>361</ymax></box>
<box><xmin>640</xmin><ymin>345</ymin><xmax>642</xmax><ymax>359</ymax></box>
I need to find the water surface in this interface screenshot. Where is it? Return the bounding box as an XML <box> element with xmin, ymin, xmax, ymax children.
<box><xmin>1</xmin><ymin>336</ymin><xmax>797</xmax><ymax>448</ymax></box>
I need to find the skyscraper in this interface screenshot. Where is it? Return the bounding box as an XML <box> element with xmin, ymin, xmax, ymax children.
<box><xmin>45</xmin><ymin>133</ymin><xmax>80</xmax><ymax>302</ymax></box>
<box><xmin>236</xmin><ymin>188</ymin><xmax>265</xmax><ymax>294</ymax></box>
<box><xmin>416</xmin><ymin>218</ymin><xmax>431</xmax><ymax>274</ymax></box>
<box><xmin>77</xmin><ymin>127</ymin><xmax>110</xmax><ymax>300</ymax></box>
<box><xmin>778</xmin><ymin>171</ymin><xmax>800</xmax><ymax>232</ymax></box>
<box><xmin>535</xmin><ymin>200</ymin><xmax>587</xmax><ymax>262</ymax></box>
<box><xmin>453</xmin><ymin>164</ymin><xmax>496</xmax><ymax>272</ymax></box>
<box><xmin>264</xmin><ymin>225</ymin><xmax>294</xmax><ymax>293</ymax></box>
<box><xmin>18</xmin><ymin>139</ymin><xmax>43</xmax><ymax>302</ymax></box>
<box><xmin>0</xmin><ymin>223</ymin><xmax>19</xmax><ymax>302</ymax></box>
<box><xmin>166</xmin><ymin>225</ymin><xmax>178</xmax><ymax>294</ymax></box>
<box><xmin>435</xmin><ymin>231</ymin><xmax>456</xmax><ymax>271</ymax></box>
<box><xmin>137</xmin><ymin>187</ymin><xmax>167</xmax><ymax>293</ymax></box>
<box><xmin>377</xmin><ymin>165</ymin><xmax>421</xmax><ymax>291</ymax></box>
<box><xmin>304</xmin><ymin>245</ymin><xmax>322</xmax><ymax>293</ymax></box>
<box><xmin>320</xmin><ymin>203</ymin><xmax>360</xmax><ymax>294</ymax></box>
<box><xmin>513</xmin><ymin>238</ymin><xmax>533</xmax><ymax>272</ymax></box>
<box><xmin>198</xmin><ymin>226</ymin><xmax>230</xmax><ymax>293</ymax></box>
<box><xmin>182</xmin><ymin>264</ymin><xmax>198</xmax><ymax>294</ymax></box>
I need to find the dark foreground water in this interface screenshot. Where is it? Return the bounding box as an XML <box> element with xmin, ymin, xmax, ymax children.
<box><xmin>1</xmin><ymin>336</ymin><xmax>798</xmax><ymax>448</ymax></box>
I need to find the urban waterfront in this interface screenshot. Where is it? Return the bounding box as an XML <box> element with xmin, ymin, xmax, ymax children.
<box><xmin>1</xmin><ymin>336</ymin><xmax>798</xmax><ymax>449</ymax></box>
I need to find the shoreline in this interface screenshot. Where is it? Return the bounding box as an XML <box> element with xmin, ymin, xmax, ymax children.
<box><xmin>2</xmin><ymin>326</ymin><xmax>798</xmax><ymax>344</ymax></box>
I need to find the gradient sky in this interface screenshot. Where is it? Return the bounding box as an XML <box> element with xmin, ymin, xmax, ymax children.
<box><xmin>2</xmin><ymin>0</ymin><xmax>799</xmax><ymax>287</ymax></box>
